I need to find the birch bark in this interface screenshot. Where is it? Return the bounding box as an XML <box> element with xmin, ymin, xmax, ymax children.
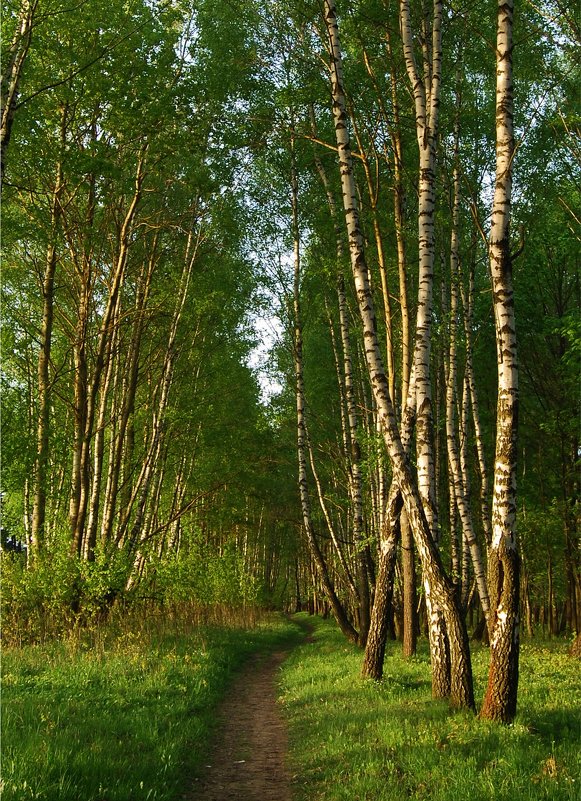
<box><xmin>400</xmin><ymin>0</ymin><xmax>453</xmax><ymax>697</ymax></box>
<box><xmin>324</xmin><ymin>0</ymin><xmax>473</xmax><ymax>708</ymax></box>
<box><xmin>311</xmin><ymin>122</ymin><xmax>371</xmax><ymax>643</ymax></box>
<box><xmin>361</xmin><ymin>32</ymin><xmax>418</xmax><ymax>664</ymax></box>
<box><xmin>291</xmin><ymin>131</ymin><xmax>359</xmax><ymax>645</ymax></box>
<box><xmin>445</xmin><ymin>101</ymin><xmax>491</xmax><ymax>629</ymax></box>
<box><xmin>481</xmin><ymin>0</ymin><xmax>520</xmax><ymax>723</ymax></box>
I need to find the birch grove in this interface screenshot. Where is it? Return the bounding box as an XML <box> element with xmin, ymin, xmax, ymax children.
<box><xmin>2</xmin><ymin>0</ymin><xmax>578</xmax><ymax>727</ymax></box>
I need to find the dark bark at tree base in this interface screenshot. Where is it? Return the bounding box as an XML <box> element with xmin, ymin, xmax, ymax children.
<box><xmin>480</xmin><ymin>548</ymin><xmax>520</xmax><ymax>722</ymax></box>
<box><xmin>362</xmin><ymin>538</ymin><xmax>398</xmax><ymax>679</ymax></box>
<box><xmin>402</xmin><ymin>511</ymin><xmax>417</xmax><ymax>657</ymax></box>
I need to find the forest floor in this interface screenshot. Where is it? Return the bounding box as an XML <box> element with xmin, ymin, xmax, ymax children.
<box><xmin>185</xmin><ymin>618</ymin><xmax>313</xmax><ymax>801</ymax></box>
<box><xmin>1</xmin><ymin>614</ymin><xmax>304</xmax><ymax>801</ymax></box>
<box><xmin>4</xmin><ymin>614</ymin><xmax>577</xmax><ymax>801</ymax></box>
<box><xmin>185</xmin><ymin>648</ymin><xmax>293</xmax><ymax>801</ymax></box>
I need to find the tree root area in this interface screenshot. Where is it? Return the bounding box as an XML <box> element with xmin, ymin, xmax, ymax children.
<box><xmin>186</xmin><ymin>651</ymin><xmax>292</xmax><ymax>801</ymax></box>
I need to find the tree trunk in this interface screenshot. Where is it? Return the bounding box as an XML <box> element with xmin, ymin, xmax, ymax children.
<box><xmin>307</xmin><ymin>431</ymin><xmax>358</xmax><ymax>599</ymax></box>
<box><xmin>400</xmin><ymin>0</ymin><xmax>454</xmax><ymax>699</ymax></box>
<box><xmin>123</xmin><ymin>220</ymin><xmax>198</xmax><ymax>551</ymax></box>
<box><xmin>324</xmin><ymin>0</ymin><xmax>474</xmax><ymax>709</ymax></box>
<box><xmin>100</xmin><ymin>243</ymin><xmax>158</xmax><ymax>548</ymax></box>
<box><xmin>83</xmin><ymin>297</ymin><xmax>121</xmax><ymax>561</ymax></box>
<box><xmin>401</xmin><ymin>510</ymin><xmax>417</xmax><ymax>657</ymax></box>
<box><xmin>70</xmin><ymin>148</ymin><xmax>146</xmax><ymax>556</ymax></box>
<box><xmin>386</xmin><ymin>28</ymin><xmax>411</xmax><ymax>408</ymax></box>
<box><xmin>461</xmin><ymin>256</ymin><xmax>493</xmax><ymax>546</ymax></box>
<box><xmin>0</xmin><ymin>0</ymin><xmax>38</xmax><ymax>183</ymax></box>
<box><xmin>337</xmin><ymin>274</ymin><xmax>371</xmax><ymax>644</ymax></box>
<box><xmin>445</xmin><ymin>99</ymin><xmax>491</xmax><ymax>629</ymax></box>
<box><xmin>30</xmin><ymin>108</ymin><xmax>65</xmax><ymax>559</ymax></box>
<box><xmin>480</xmin><ymin>0</ymin><xmax>520</xmax><ymax>724</ymax></box>
<box><xmin>290</xmin><ymin>130</ymin><xmax>359</xmax><ymax>646</ymax></box>
<box><xmin>311</xmin><ymin>119</ymin><xmax>370</xmax><ymax>644</ymax></box>
<box><xmin>350</xmin><ymin>113</ymin><xmax>396</xmax><ymax>402</ymax></box>
<box><xmin>361</xmin><ymin>507</ymin><xmax>400</xmax><ymax>679</ymax></box>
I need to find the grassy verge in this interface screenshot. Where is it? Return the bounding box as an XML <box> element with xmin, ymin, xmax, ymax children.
<box><xmin>1</xmin><ymin>610</ymin><xmax>302</xmax><ymax>801</ymax></box>
<box><xmin>281</xmin><ymin>615</ymin><xmax>580</xmax><ymax>801</ymax></box>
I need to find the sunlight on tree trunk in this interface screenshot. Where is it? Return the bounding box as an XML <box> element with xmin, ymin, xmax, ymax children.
<box><xmin>480</xmin><ymin>0</ymin><xmax>520</xmax><ymax>724</ymax></box>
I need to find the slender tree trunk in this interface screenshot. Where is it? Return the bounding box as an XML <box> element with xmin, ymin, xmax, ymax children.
<box><xmin>100</xmin><ymin>244</ymin><xmax>158</xmax><ymax>547</ymax></box>
<box><xmin>69</xmin><ymin>274</ymin><xmax>90</xmax><ymax>554</ymax></box>
<box><xmin>350</xmin><ymin>115</ymin><xmax>396</xmax><ymax>402</ymax></box>
<box><xmin>324</xmin><ymin>0</ymin><xmax>473</xmax><ymax>709</ymax></box>
<box><xmin>360</xmin><ymin>34</ymin><xmax>410</xmax><ymax>404</ymax></box>
<box><xmin>70</xmin><ymin>148</ymin><xmax>146</xmax><ymax>556</ymax></box>
<box><xmin>311</xmin><ymin>121</ymin><xmax>370</xmax><ymax>644</ymax></box>
<box><xmin>290</xmin><ymin>130</ymin><xmax>359</xmax><ymax>646</ymax></box>
<box><xmin>400</xmin><ymin>0</ymin><xmax>441</xmax><ymax>534</ymax></box>
<box><xmin>461</xmin><ymin>257</ymin><xmax>493</xmax><ymax>546</ymax></box>
<box><xmin>445</xmin><ymin>101</ymin><xmax>491</xmax><ymax>629</ymax></box>
<box><xmin>83</xmin><ymin>296</ymin><xmax>121</xmax><ymax>561</ymax></box>
<box><xmin>30</xmin><ymin>108</ymin><xmax>65</xmax><ymax>559</ymax></box>
<box><xmin>307</xmin><ymin>431</ymin><xmax>358</xmax><ymax>598</ymax></box>
<box><xmin>481</xmin><ymin>0</ymin><xmax>520</xmax><ymax>723</ymax></box>
<box><xmin>386</xmin><ymin>29</ymin><xmax>418</xmax><ymax>659</ymax></box>
<box><xmin>386</xmin><ymin>28</ymin><xmax>411</xmax><ymax>407</ymax></box>
<box><xmin>123</xmin><ymin>222</ymin><xmax>199</xmax><ymax>550</ymax></box>
<box><xmin>125</xmin><ymin>443</ymin><xmax>168</xmax><ymax>591</ymax></box>
<box><xmin>326</xmin><ymin>299</ymin><xmax>351</xmax><ymax>465</ymax></box>
<box><xmin>358</xmin><ymin>30</ymin><xmax>418</xmax><ymax>681</ymax></box>
<box><xmin>337</xmin><ymin>274</ymin><xmax>371</xmax><ymax>644</ymax></box>
<box><xmin>0</xmin><ymin>0</ymin><xmax>38</xmax><ymax>183</ymax></box>
<box><xmin>401</xmin><ymin>510</ymin><xmax>417</xmax><ymax>656</ymax></box>
<box><xmin>400</xmin><ymin>0</ymin><xmax>454</xmax><ymax>699</ymax></box>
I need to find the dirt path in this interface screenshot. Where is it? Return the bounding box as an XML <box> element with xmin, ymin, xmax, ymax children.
<box><xmin>185</xmin><ymin>650</ymin><xmax>292</xmax><ymax>801</ymax></box>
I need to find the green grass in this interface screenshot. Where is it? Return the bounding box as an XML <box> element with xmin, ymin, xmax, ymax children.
<box><xmin>3</xmin><ymin>610</ymin><xmax>579</xmax><ymax>801</ymax></box>
<box><xmin>1</xmin><ymin>611</ymin><xmax>302</xmax><ymax>801</ymax></box>
<box><xmin>281</xmin><ymin>615</ymin><xmax>580</xmax><ymax>801</ymax></box>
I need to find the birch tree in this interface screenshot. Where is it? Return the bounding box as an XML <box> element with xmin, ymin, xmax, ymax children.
<box><xmin>323</xmin><ymin>0</ymin><xmax>474</xmax><ymax>709</ymax></box>
<box><xmin>480</xmin><ymin>0</ymin><xmax>520</xmax><ymax>723</ymax></box>
<box><xmin>29</xmin><ymin>104</ymin><xmax>66</xmax><ymax>561</ymax></box>
<box><xmin>290</xmin><ymin>132</ymin><xmax>359</xmax><ymax>644</ymax></box>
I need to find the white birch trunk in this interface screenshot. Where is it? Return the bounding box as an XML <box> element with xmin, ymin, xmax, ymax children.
<box><xmin>290</xmin><ymin>130</ymin><xmax>359</xmax><ymax>645</ymax></box>
<box><xmin>400</xmin><ymin>0</ymin><xmax>452</xmax><ymax>697</ymax></box>
<box><xmin>481</xmin><ymin>0</ymin><xmax>520</xmax><ymax>723</ymax></box>
<box><xmin>324</xmin><ymin>0</ymin><xmax>473</xmax><ymax>708</ymax></box>
<box><xmin>445</xmin><ymin>109</ymin><xmax>491</xmax><ymax>628</ymax></box>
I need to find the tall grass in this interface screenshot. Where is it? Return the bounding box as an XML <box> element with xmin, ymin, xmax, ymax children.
<box><xmin>281</xmin><ymin>615</ymin><xmax>580</xmax><ymax>801</ymax></box>
<box><xmin>3</xmin><ymin>609</ymin><xmax>578</xmax><ymax>801</ymax></box>
<box><xmin>1</xmin><ymin>608</ymin><xmax>301</xmax><ymax>801</ymax></box>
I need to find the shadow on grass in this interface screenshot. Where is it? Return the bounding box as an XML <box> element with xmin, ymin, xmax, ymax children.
<box><xmin>285</xmin><ymin>617</ymin><xmax>580</xmax><ymax>801</ymax></box>
<box><xmin>523</xmin><ymin>707</ymin><xmax>581</xmax><ymax>746</ymax></box>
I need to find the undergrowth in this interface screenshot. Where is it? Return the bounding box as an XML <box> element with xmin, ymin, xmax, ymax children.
<box><xmin>281</xmin><ymin>615</ymin><xmax>580</xmax><ymax>801</ymax></box>
<box><xmin>1</xmin><ymin>609</ymin><xmax>301</xmax><ymax>801</ymax></box>
<box><xmin>3</xmin><ymin>609</ymin><xmax>578</xmax><ymax>801</ymax></box>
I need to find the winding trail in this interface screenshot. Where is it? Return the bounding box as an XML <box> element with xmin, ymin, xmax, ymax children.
<box><xmin>185</xmin><ymin>649</ymin><xmax>293</xmax><ymax>801</ymax></box>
